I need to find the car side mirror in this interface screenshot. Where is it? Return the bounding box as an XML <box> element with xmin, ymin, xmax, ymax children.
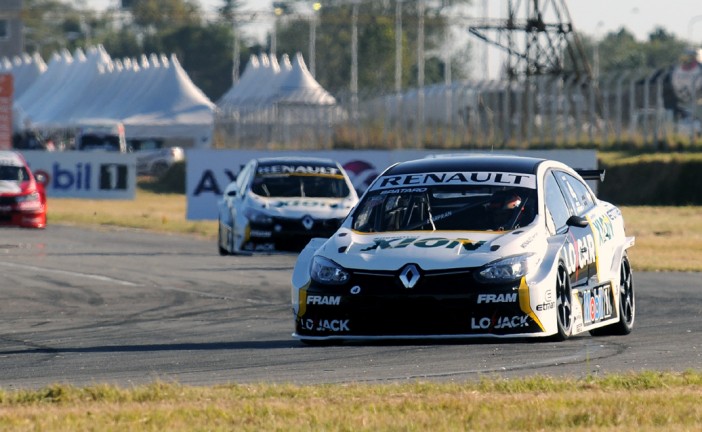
<box><xmin>34</xmin><ymin>172</ymin><xmax>47</xmax><ymax>184</ymax></box>
<box><xmin>566</xmin><ymin>215</ymin><xmax>589</xmax><ymax>228</ymax></box>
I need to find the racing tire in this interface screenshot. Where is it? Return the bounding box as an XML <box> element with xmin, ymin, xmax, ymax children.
<box><xmin>218</xmin><ymin>222</ymin><xmax>229</xmax><ymax>256</ymax></box>
<box><xmin>553</xmin><ymin>264</ymin><xmax>573</xmax><ymax>341</ymax></box>
<box><xmin>590</xmin><ymin>254</ymin><xmax>635</xmax><ymax>336</ymax></box>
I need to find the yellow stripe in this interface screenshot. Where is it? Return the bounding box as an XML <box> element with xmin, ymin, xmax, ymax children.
<box><xmin>518</xmin><ymin>277</ymin><xmax>545</xmax><ymax>331</ymax></box>
<box><xmin>298</xmin><ymin>288</ymin><xmax>308</xmax><ymax>318</ymax></box>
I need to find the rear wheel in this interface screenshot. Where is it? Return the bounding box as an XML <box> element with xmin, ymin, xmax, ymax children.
<box><xmin>553</xmin><ymin>264</ymin><xmax>573</xmax><ymax>341</ymax></box>
<box><xmin>591</xmin><ymin>254</ymin><xmax>635</xmax><ymax>336</ymax></box>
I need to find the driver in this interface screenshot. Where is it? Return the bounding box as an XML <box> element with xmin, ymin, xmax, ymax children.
<box><xmin>487</xmin><ymin>191</ymin><xmax>523</xmax><ymax>230</ymax></box>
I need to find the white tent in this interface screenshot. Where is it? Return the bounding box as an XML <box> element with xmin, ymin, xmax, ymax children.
<box><xmin>217</xmin><ymin>52</ymin><xmax>334</xmax><ymax>112</ymax></box>
<box><xmin>12</xmin><ymin>45</ymin><xmax>215</xmax><ymax>148</ymax></box>
<box><xmin>0</xmin><ymin>52</ymin><xmax>46</xmax><ymax>99</ymax></box>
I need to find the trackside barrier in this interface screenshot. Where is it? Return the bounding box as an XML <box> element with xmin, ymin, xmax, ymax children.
<box><xmin>186</xmin><ymin>149</ymin><xmax>597</xmax><ymax>220</ymax></box>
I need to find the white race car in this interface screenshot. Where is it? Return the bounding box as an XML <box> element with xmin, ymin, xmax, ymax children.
<box><xmin>291</xmin><ymin>154</ymin><xmax>635</xmax><ymax>343</ymax></box>
<box><xmin>218</xmin><ymin>157</ymin><xmax>359</xmax><ymax>254</ymax></box>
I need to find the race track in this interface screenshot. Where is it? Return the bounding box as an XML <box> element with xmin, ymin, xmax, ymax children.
<box><xmin>0</xmin><ymin>225</ymin><xmax>699</xmax><ymax>389</ymax></box>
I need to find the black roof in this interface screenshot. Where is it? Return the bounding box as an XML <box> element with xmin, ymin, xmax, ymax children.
<box><xmin>255</xmin><ymin>156</ymin><xmax>339</xmax><ymax>168</ymax></box>
<box><xmin>384</xmin><ymin>154</ymin><xmax>544</xmax><ymax>176</ymax></box>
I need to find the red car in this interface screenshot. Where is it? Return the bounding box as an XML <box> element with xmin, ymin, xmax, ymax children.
<box><xmin>0</xmin><ymin>150</ymin><xmax>47</xmax><ymax>228</ymax></box>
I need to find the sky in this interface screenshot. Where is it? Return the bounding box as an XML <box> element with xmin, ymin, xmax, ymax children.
<box><xmin>87</xmin><ymin>0</ymin><xmax>702</xmax><ymax>79</ymax></box>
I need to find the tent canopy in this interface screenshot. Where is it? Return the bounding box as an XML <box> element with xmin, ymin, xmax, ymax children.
<box><xmin>10</xmin><ymin>45</ymin><xmax>214</xmax><ymax>148</ymax></box>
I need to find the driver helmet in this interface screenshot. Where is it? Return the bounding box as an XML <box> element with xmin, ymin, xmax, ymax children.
<box><xmin>488</xmin><ymin>192</ymin><xmax>522</xmax><ymax>211</ymax></box>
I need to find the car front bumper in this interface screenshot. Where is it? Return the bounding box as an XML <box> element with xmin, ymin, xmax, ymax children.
<box><xmin>294</xmin><ymin>269</ymin><xmax>548</xmax><ymax>339</ymax></box>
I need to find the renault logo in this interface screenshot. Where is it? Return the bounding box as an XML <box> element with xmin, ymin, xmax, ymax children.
<box><xmin>399</xmin><ymin>264</ymin><xmax>421</xmax><ymax>289</ymax></box>
<box><xmin>302</xmin><ymin>215</ymin><xmax>314</xmax><ymax>230</ymax></box>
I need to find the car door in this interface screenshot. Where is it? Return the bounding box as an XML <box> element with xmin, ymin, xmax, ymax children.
<box><xmin>551</xmin><ymin>170</ymin><xmax>599</xmax><ymax>286</ymax></box>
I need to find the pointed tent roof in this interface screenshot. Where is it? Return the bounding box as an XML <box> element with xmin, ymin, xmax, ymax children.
<box><xmin>276</xmin><ymin>52</ymin><xmax>336</xmax><ymax>105</ymax></box>
<box><xmin>13</xmin><ymin>45</ymin><xmax>214</xmax><ymax>146</ymax></box>
<box><xmin>217</xmin><ymin>54</ymin><xmax>260</xmax><ymax>106</ymax></box>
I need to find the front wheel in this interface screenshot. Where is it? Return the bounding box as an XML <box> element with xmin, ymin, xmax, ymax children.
<box><xmin>218</xmin><ymin>221</ymin><xmax>229</xmax><ymax>256</ymax></box>
<box><xmin>553</xmin><ymin>264</ymin><xmax>573</xmax><ymax>341</ymax></box>
<box><xmin>591</xmin><ymin>254</ymin><xmax>635</xmax><ymax>336</ymax></box>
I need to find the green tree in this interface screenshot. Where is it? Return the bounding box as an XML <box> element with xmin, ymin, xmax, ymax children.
<box><xmin>273</xmin><ymin>0</ymin><xmax>471</xmax><ymax>96</ymax></box>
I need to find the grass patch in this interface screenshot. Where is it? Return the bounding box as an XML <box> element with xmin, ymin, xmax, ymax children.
<box><xmin>0</xmin><ymin>371</ymin><xmax>700</xmax><ymax>431</ymax></box>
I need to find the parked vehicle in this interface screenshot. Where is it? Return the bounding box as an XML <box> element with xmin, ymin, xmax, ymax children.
<box><xmin>129</xmin><ymin>138</ymin><xmax>184</xmax><ymax>177</ymax></box>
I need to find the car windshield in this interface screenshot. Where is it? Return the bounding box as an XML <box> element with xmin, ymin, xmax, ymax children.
<box><xmin>79</xmin><ymin>134</ymin><xmax>122</xmax><ymax>151</ymax></box>
<box><xmin>0</xmin><ymin>165</ymin><xmax>28</xmax><ymax>182</ymax></box>
<box><xmin>352</xmin><ymin>185</ymin><xmax>537</xmax><ymax>232</ymax></box>
<box><xmin>250</xmin><ymin>173</ymin><xmax>350</xmax><ymax>198</ymax></box>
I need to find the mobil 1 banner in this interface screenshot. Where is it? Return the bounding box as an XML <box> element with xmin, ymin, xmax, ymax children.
<box><xmin>22</xmin><ymin>151</ymin><xmax>137</xmax><ymax>199</ymax></box>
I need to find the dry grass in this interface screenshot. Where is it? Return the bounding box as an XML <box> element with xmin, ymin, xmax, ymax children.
<box><xmin>47</xmin><ymin>189</ymin><xmax>218</xmax><ymax>239</ymax></box>
<box><xmin>0</xmin><ymin>371</ymin><xmax>700</xmax><ymax>431</ymax></box>
<box><xmin>47</xmin><ymin>191</ymin><xmax>702</xmax><ymax>272</ymax></box>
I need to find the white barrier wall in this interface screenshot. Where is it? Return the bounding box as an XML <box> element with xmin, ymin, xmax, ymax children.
<box><xmin>22</xmin><ymin>150</ymin><xmax>137</xmax><ymax>199</ymax></box>
<box><xmin>186</xmin><ymin>149</ymin><xmax>597</xmax><ymax>220</ymax></box>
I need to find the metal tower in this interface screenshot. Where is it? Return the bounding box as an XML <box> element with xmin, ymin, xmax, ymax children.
<box><xmin>468</xmin><ymin>0</ymin><xmax>592</xmax><ymax>81</ymax></box>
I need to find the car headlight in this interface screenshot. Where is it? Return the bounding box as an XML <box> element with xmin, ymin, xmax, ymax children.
<box><xmin>16</xmin><ymin>191</ymin><xmax>42</xmax><ymax>211</ymax></box>
<box><xmin>310</xmin><ymin>256</ymin><xmax>349</xmax><ymax>285</ymax></box>
<box><xmin>476</xmin><ymin>253</ymin><xmax>536</xmax><ymax>283</ymax></box>
<box><xmin>243</xmin><ymin>207</ymin><xmax>273</xmax><ymax>225</ymax></box>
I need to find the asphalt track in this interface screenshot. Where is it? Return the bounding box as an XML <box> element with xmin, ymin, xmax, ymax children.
<box><xmin>0</xmin><ymin>225</ymin><xmax>699</xmax><ymax>390</ymax></box>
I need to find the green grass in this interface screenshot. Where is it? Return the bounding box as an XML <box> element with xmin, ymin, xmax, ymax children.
<box><xmin>0</xmin><ymin>371</ymin><xmax>700</xmax><ymax>431</ymax></box>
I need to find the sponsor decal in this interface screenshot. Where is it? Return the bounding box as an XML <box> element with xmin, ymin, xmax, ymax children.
<box><xmin>343</xmin><ymin>160</ymin><xmax>378</xmax><ymax>193</ymax></box>
<box><xmin>580</xmin><ymin>284</ymin><xmax>614</xmax><ymax>325</ymax></box>
<box><xmin>606</xmin><ymin>207</ymin><xmax>622</xmax><ymax>220</ymax></box>
<box><xmin>350</xmin><ymin>286</ymin><xmax>361</xmax><ymax>294</ymax></box>
<box><xmin>302</xmin><ymin>215</ymin><xmax>314</xmax><ymax>230</ymax></box>
<box><xmin>399</xmin><ymin>264</ymin><xmax>421</xmax><ymax>289</ymax></box>
<box><xmin>358</xmin><ymin>236</ymin><xmax>485</xmax><ymax>252</ymax></box>
<box><xmin>307</xmin><ymin>295</ymin><xmax>341</xmax><ymax>305</ymax></box>
<box><xmin>370</xmin><ymin>172</ymin><xmax>537</xmax><ymax>191</ymax></box>
<box><xmin>536</xmin><ymin>289</ymin><xmax>555</xmax><ymax>311</ymax></box>
<box><xmin>477</xmin><ymin>293</ymin><xmax>517</xmax><ymax>304</ymax></box>
<box><xmin>471</xmin><ymin>315</ymin><xmax>530</xmax><ymax>330</ymax></box>
<box><xmin>379</xmin><ymin>187</ymin><xmax>428</xmax><ymax>195</ymax></box>
<box><xmin>563</xmin><ymin>233</ymin><xmax>596</xmax><ymax>276</ymax></box>
<box><xmin>257</xmin><ymin>165</ymin><xmax>340</xmax><ymax>176</ymax></box>
<box><xmin>271</xmin><ymin>200</ymin><xmax>331</xmax><ymax>208</ymax></box>
<box><xmin>249</xmin><ymin>230</ymin><xmax>272</xmax><ymax>238</ymax></box>
<box><xmin>591</xmin><ymin>213</ymin><xmax>614</xmax><ymax>246</ymax></box>
<box><xmin>298</xmin><ymin>318</ymin><xmax>350</xmax><ymax>332</ymax></box>
<box><xmin>520</xmin><ymin>232</ymin><xmax>538</xmax><ymax>248</ymax></box>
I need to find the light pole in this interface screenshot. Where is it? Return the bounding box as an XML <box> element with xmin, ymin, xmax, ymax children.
<box><xmin>395</xmin><ymin>0</ymin><xmax>403</xmax><ymax>94</ymax></box>
<box><xmin>351</xmin><ymin>0</ymin><xmax>360</xmax><ymax>118</ymax></box>
<box><xmin>688</xmin><ymin>15</ymin><xmax>702</xmax><ymax>45</ymax></box>
<box><xmin>309</xmin><ymin>2</ymin><xmax>321</xmax><ymax>78</ymax></box>
<box><xmin>593</xmin><ymin>21</ymin><xmax>604</xmax><ymax>80</ymax></box>
<box><xmin>232</xmin><ymin>16</ymin><xmax>240</xmax><ymax>84</ymax></box>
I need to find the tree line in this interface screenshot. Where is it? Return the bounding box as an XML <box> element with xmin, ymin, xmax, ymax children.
<box><xmin>20</xmin><ymin>0</ymin><xmax>695</xmax><ymax>103</ymax></box>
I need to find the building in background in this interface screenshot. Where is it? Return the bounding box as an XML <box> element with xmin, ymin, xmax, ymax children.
<box><xmin>0</xmin><ymin>0</ymin><xmax>23</xmax><ymax>58</ymax></box>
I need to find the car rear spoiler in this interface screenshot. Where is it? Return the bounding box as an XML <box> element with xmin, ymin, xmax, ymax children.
<box><xmin>575</xmin><ymin>169</ymin><xmax>606</xmax><ymax>182</ymax></box>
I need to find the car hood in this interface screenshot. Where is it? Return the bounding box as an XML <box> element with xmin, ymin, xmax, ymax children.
<box><xmin>0</xmin><ymin>180</ymin><xmax>25</xmax><ymax>196</ymax></box>
<box><xmin>251</xmin><ymin>195</ymin><xmax>357</xmax><ymax>219</ymax></box>
<box><xmin>316</xmin><ymin>227</ymin><xmax>541</xmax><ymax>271</ymax></box>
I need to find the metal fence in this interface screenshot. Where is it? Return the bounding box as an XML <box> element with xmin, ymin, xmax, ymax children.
<box><xmin>214</xmin><ymin>70</ymin><xmax>702</xmax><ymax>150</ymax></box>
